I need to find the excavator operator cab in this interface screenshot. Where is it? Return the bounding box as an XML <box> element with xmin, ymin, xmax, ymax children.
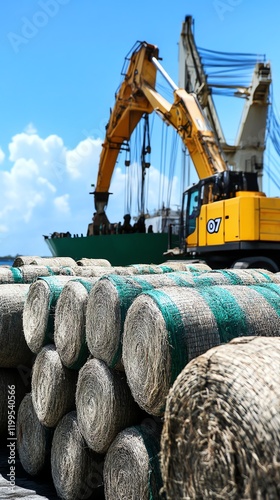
<box><xmin>182</xmin><ymin>170</ymin><xmax>260</xmax><ymax>241</ymax></box>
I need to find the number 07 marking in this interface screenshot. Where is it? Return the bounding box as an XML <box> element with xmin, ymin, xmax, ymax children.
<box><xmin>207</xmin><ymin>217</ymin><xmax>222</xmax><ymax>234</ymax></box>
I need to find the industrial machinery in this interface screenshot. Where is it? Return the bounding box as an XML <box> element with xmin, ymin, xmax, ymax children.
<box><xmin>92</xmin><ymin>40</ymin><xmax>280</xmax><ymax>271</ymax></box>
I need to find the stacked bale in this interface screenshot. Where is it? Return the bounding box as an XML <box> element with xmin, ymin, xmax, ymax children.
<box><xmin>76</xmin><ymin>358</ymin><xmax>140</xmax><ymax>454</ymax></box>
<box><xmin>26</xmin><ymin>256</ymin><xmax>77</xmax><ymax>267</ymax></box>
<box><xmin>12</xmin><ymin>255</ymin><xmax>40</xmax><ymax>266</ymax></box>
<box><xmin>76</xmin><ymin>257</ymin><xmax>112</xmax><ymax>267</ymax></box>
<box><xmin>159</xmin><ymin>260</ymin><xmax>211</xmax><ymax>272</ymax></box>
<box><xmin>0</xmin><ymin>284</ymin><xmax>33</xmax><ymax>367</ymax></box>
<box><xmin>104</xmin><ymin>419</ymin><xmax>163</xmax><ymax>499</ymax></box>
<box><xmin>16</xmin><ymin>393</ymin><xmax>53</xmax><ymax>475</ymax></box>
<box><xmin>122</xmin><ymin>283</ymin><xmax>280</xmax><ymax>415</ymax></box>
<box><xmin>86</xmin><ymin>269</ymin><xmax>280</xmax><ymax>370</ymax></box>
<box><xmin>51</xmin><ymin>411</ymin><xmax>104</xmax><ymax>500</ymax></box>
<box><xmin>23</xmin><ymin>275</ymin><xmax>76</xmax><ymax>353</ymax></box>
<box><xmin>31</xmin><ymin>344</ymin><xmax>77</xmax><ymax>428</ymax></box>
<box><xmin>54</xmin><ymin>277</ymin><xmax>98</xmax><ymax>369</ymax></box>
<box><xmin>161</xmin><ymin>336</ymin><xmax>280</xmax><ymax>499</ymax></box>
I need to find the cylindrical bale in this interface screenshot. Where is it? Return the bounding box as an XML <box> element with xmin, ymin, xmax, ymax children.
<box><xmin>0</xmin><ymin>284</ymin><xmax>33</xmax><ymax>367</ymax></box>
<box><xmin>23</xmin><ymin>275</ymin><xmax>76</xmax><ymax>353</ymax></box>
<box><xmin>159</xmin><ymin>260</ymin><xmax>211</xmax><ymax>272</ymax></box>
<box><xmin>0</xmin><ymin>368</ymin><xmax>30</xmax><ymax>436</ymax></box>
<box><xmin>51</xmin><ymin>411</ymin><xmax>104</xmax><ymax>500</ymax></box>
<box><xmin>32</xmin><ymin>344</ymin><xmax>77</xmax><ymax>428</ymax></box>
<box><xmin>104</xmin><ymin>419</ymin><xmax>163</xmax><ymax>500</ymax></box>
<box><xmin>76</xmin><ymin>358</ymin><xmax>140</xmax><ymax>454</ymax></box>
<box><xmin>12</xmin><ymin>255</ymin><xmax>40</xmax><ymax>267</ymax></box>
<box><xmin>192</xmin><ymin>268</ymin><xmax>280</xmax><ymax>286</ymax></box>
<box><xmin>16</xmin><ymin>393</ymin><xmax>53</xmax><ymax>476</ymax></box>
<box><xmin>123</xmin><ymin>283</ymin><xmax>280</xmax><ymax>416</ymax></box>
<box><xmin>28</xmin><ymin>256</ymin><xmax>77</xmax><ymax>267</ymax></box>
<box><xmin>70</xmin><ymin>266</ymin><xmax>115</xmax><ymax>278</ymax></box>
<box><xmin>161</xmin><ymin>336</ymin><xmax>280</xmax><ymax>500</ymax></box>
<box><xmin>54</xmin><ymin>278</ymin><xmax>98</xmax><ymax>369</ymax></box>
<box><xmin>0</xmin><ymin>267</ymin><xmax>23</xmax><ymax>284</ymax></box>
<box><xmin>86</xmin><ymin>273</ymin><xmax>197</xmax><ymax>370</ymax></box>
<box><xmin>86</xmin><ymin>270</ymin><xmax>280</xmax><ymax>371</ymax></box>
<box><xmin>76</xmin><ymin>257</ymin><xmax>112</xmax><ymax>267</ymax></box>
<box><xmin>128</xmin><ymin>264</ymin><xmax>164</xmax><ymax>274</ymax></box>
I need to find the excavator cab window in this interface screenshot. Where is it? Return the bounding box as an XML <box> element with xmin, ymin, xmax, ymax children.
<box><xmin>184</xmin><ymin>185</ymin><xmax>201</xmax><ymax>238</ymax></box>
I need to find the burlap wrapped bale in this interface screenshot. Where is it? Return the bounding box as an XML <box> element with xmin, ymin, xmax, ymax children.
<box><xmin>23</xmin><ymin>275</ymin><xmax>75</xmax><ymax>353</ymax></box>
<box><xmin>16</xmin><ymin>393</ymin><xmax>53</xmax><ymax>476</ymax></box>
<box><xmin>76</xmin><ymin>257</ymin><xmax>112</xmax><ymax>267</ymax></box>
<box><xmin>161</xmin><ymin>336</ymin><xmax>280</xmax><ymax>500</ymax></box>
<box><xmin>0</xmin><ymin>284</ymin><xmax>33</xmax><ymax>367</ymax></box>
<box><xmin>159</xmin><ymin>261</ymin><xmax>211</xmax><ymax>272</ymax></box>
<box><xmin>32</xmin><ymin>344</ymin><xmax>77</xmax><ymax>427</ymax></box>
<box><xmin>12</xmin><ymin>255</ymin><xmax>40</xmax><ymax>267</ymax></box>
<box><xmin>86</xmin><ymin>273</ymin><xmax>197</xmax><ymax>370</ymax></box>
<box><xmin>76</xmin><ymin>358</ymin><xmax>140</xmax><ymax>454</ymax></box>
<box><xmin>123</xmin><ymin>283</ymin><xmax>280</xmax><ymax>416</ymax></box>
<box><xmin>87</xmin><ymin>270</ymin><xmax>280</xmax><ymax>372</ymax></box>
<box><xmin>128</xmin><ymin>264</ymin><xmax>164</xmax><ymax>274</ymax></box>
<box><xmin>104</xmin><ymin>419</ymin><xmax>163</xmax><ymax>500</ymax></box>
<box><xmin>0</xmin><ymin>368</ymin><xmax>30</xmax><ymax>436</ymax></box>
<box><xmin>28</xmin><ymin>256</ymin><xmax>77</xmax><ymax>267</ymax></box>
<box><xmin>54</xmin><ymin>278</ymin><xmax>98</xmax><ymax>369</ymax></box>
<box><xmin>51</xmin><ymin>411</ymin><xmax>104</xmax><ymax>500</ymax></box>
<box><xmin>0</xmin><ymin>267</ymin><xmax>23</xmax><ymax>284</ymax></box>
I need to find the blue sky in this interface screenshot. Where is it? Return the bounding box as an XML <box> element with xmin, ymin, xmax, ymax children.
<box><xmin>0</xmin><ymin>0</ymin><xmax>280</xmax><ymax>256</ymax></box>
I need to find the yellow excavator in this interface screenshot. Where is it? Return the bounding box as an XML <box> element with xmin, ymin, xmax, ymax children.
<box><xmin>93</xmin><ymin>41</ymin><xmax>280</xmax><ymax>271</ymax></box>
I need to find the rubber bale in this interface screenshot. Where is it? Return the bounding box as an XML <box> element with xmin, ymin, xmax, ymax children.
<box><xmin>54</xmin><ymin>278</ymin><xmax>98</xmax><ymax>369</ymax></box>
<box><xmin>104</xmin><ymin>419</ymin><xmax>163</xmax><ymax>500</ymax></box>
<box><xmin>0</xmin><ymin>368</ymin><xmax>30</xmax><ymax>436</ymax></box>
<box><xmin>76</xmin><ymin>258</ymin><xmax>112</xmax><ymax>267</ymax></box>
<box><xmin>0</xmin><ymin>284</ymin><xmax>33</xmax><ymax>368</ymax></box>
<box><xmin>122</xmin><ymin>283</ymin><xmax>280</xmax><ymax>415</ymax></box>
<box><xmin>31</xmin><ymin>344</ymin><xmax>78</xmax><ymax>428</ymax></box>
<box><xmin>23</xmin><ymin>275</ymin><xmax>75</xmax><ymax>354</ymax></box>
<box><xmin>76</xmin><ymin>358</ymin><xmax>140</xmax><ymax>454</ymax></box>
<box><xmin>161</xmin><ymin>336</ymin><xmax>280</xmax><ymax>499</ymax></box>
<box><xmin>16</xmin><ymin>393</ymin><xmax>53</xmax><ymax>476</ymax></box>
<box><xmin>51</xmin><ymin>411</ymin><xmax>104</xmax><ymax>500</ymax></box>
<box><xmin>86</xmin><ymin>273</ymin><xmax>197</xmax><ymax>370</ymax></box>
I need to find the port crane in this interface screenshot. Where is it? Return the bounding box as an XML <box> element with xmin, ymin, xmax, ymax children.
<box><xmin>92</xmin><ymin>41</ymin><xmax>280</xmax><ymax>271</ymax></box>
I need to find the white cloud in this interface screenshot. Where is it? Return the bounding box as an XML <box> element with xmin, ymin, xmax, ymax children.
<box><xmin>0</xmin><ymin>125</ymin><xmax>183</xmax><ymax>256</ymax></box>
<box><xmin>54</xmin><ymin>194</ymin><xmax>70</xmax><ymax>214</ymax></box>
<box><xmin>24</xmin><ymin>122</ymin><xmax>38</xmax><ymax>135</ymax></box>
<box><xmin>0</xmin><ymin>148</ymin><xmax>5</xmax><ymax>164</ymax></box>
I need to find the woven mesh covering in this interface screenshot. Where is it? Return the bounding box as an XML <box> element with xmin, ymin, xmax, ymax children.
<box><xmin>12</xmin><ymin>256</ymin><xmax>40</xmax><ymax>267</ymax></box>
<box><xmin>54</xmin><ymin>278</ymin><xmax>98</xmax><ymax>369</ymax></box>
<box><xmin>0</xmin><ymin>267</ymin><xmax>23</xmax><ymax>284</ymax></box>
<box><xmin>23</xmin><ymin>275</ymin><xmax>75</xmax><ymax>353</ymax></box>
<box><xmin>128</xmin><ymin>264</ymin><xmax>164</xmax><ymax>274</ymax></box>
<box><xmin>0</xmin><ymin>368</ymin><xmax>30</xmax><ymax>435</ymax></box>
<box><xmin>86</xmin><ymin>273</ymin><xmax>197</xmax><ymax>370</ymax></box>
<box><xmin>123</xmin><ymin>283</ymin><xmax>280</xmax><ymax>415</ymax></box>
<box><xmin>159</xmin><ymin>261</ymin><xmax>211</xmax><ymax>272</ymax></box>
<box><xmin>0</xmin><ymin>284</ymin><xmax>33</xmax><ymax>367</ymax></box>
<box><xmin>51</xmin><ymin>411</ymin><xmax>104</xmax><ymax>500</ymax></box>
<box><xmin>104</xmin><ymin>419</ymin><xmax>163</xmax><ymax>500</ymax></box>
<box><xmin>76</xmin><ymin>358</ymin><xmax>140</xmax><ymax>454</ymax></box>
<box><xmin>76</xmin><ymin>257</ymin><xmax>112</xmax><ymax>267</ymax></box>
<box><xmin>16</xmin><ymin>393</ymin><xmax>53</xmax><ymax>476</ymax></box>
<box><xmin>31</xmin><ymin>344</ymin><xmax>77</xmax><ymax>427</ymax></box>
<box><xmin>161</xmin><ymin>336</ymin><xmax>280</xmax><ymax>499</ymax></box>
<box><xmin>27</xmin><ymin>256</ymin><xmax>77</xmax><ymax>267</ymax></box>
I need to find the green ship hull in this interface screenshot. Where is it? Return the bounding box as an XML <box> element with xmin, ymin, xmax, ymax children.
<box><xmin>45</xmin><ymin>232</ymin><xmax>178</xmax><ymax>266</ymax></box>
